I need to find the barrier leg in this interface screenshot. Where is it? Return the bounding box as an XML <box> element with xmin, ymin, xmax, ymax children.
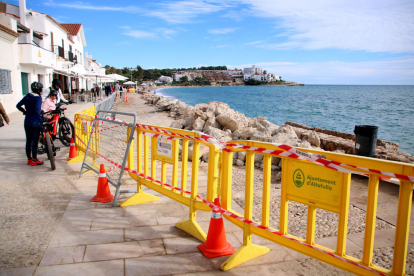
<box><xmin>221</xmin><ymin>224</ymin><xmax>269</xmax><ymax>271</ymax></box>
<box><xmin>221</xmin><ymin>149</ymin><xmax>269</xmax><ymax>270</ymax></box>
<box><xmin>120</xmin><ymin>181</ymin><xmax>160</xmax><ymax>207</ymax></box>
<box><xmin>175</xmin><ymin>200</ymin><xmax>207</xmax><ymax>242</ymax></box>
<box><xmin>121</xmin><ymin>133</ymin><xmax>160</xmax><ymax>207</ymax></box>
<box><xmin>176</xmin><ymin>141</ymin><xmax>207</xmax><ymax>242</ymax></box>
<box><xmin>120</xmin><ymin>132</ymin><xmax>160</xmax><ymax>207</ymax></box>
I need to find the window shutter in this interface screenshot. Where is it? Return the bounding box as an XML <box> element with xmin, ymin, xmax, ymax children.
<box><xmin>0</xmin><ymin>69</ymin><xmax>12</xmax><ymax>94</ymax></box>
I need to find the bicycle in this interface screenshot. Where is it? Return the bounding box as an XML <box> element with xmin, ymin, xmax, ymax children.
<box><xmin>38</xmin><ymin>103</ymin><xmax>74</xmax><ymax>169</ymax></box>
<box><xmin>40</xmin><ymin>102</ymin><xmax>74</xmax><ymax>146</ymax></box>
<box><xmin>39</xmin><ymin>120</ymin><xmax>58</xmax><ymax>170</ymax></box>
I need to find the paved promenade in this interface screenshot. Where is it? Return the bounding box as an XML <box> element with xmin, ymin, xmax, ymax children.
<box><xmin>0</xmin><ymin>93</ymin><xmax>411</xmax><ymax>275</ymax></box>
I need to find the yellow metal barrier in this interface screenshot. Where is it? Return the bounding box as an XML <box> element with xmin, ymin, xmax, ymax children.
<box><xmin>219</xmin><ymin>140</ymin><xmax>414</xmax><ymax>275</ymax></box>
<box><xmin>73</xmin><ymin>117</ymin><xmax>414</xmax><ymax>276</ymax></box>
<box><xmin>68</xmin><ymin>111</ymin><xmax>97</xmax><ymax>164</ymax></box>
<box><xmin>129</xmin><ymin>88</ymin><xmax>136</xmax><ymax>93</ymax></box>
<box><xmin>121</xmin><ymin>124</ymin><xmax>220</xmax><ymax>242</ymax></box>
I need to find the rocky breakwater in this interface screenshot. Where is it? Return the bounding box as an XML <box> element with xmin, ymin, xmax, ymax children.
<box><xmin>142</xmin><ymin>92</ymin><xmax>414</xmax><ymax>166</ymax></box>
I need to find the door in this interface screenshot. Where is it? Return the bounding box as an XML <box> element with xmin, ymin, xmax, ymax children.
<box><xmin>21</xmin><ymin>73</ymin><xmax>29</xmax><ymax>95</ymax></box>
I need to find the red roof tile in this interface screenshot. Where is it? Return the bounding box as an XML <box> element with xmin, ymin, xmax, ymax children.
<box><xmin>61</xmin><ymin>24</ymin><xmax>81</xmax><ymax>35</ymax></box>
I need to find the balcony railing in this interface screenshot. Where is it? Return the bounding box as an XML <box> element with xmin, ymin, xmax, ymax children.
<box><xmin>53</xmin><ymin>46</ymin><xmax>65</xmax><ymax>59</ymax></box>
<box><xmin>19</xmin><ymin>43</ymin><xmax>56</xmax><ymax>67</ymax></box>
<box><xmin>68</xmin><ymin>51</ymin><xmax>74</xmax><ymax>62</ymax></box>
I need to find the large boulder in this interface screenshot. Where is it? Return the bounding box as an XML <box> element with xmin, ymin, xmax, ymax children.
<box><xmin>156</xmin><ymin>98</ymin><xmax>178</xmax><ymax>111</ymax></box>
<box><xmin>170</xmin><ymin>119</ymin><xmax>185</xmax><ymax>129</ymax></box>
<box><xmin>307</xmin><ymin>130</ymin><xmax>321</xmax><ymax>147</ymax></box>
<box><xmin>195</xmin><ymin>103</ymin><xmax>208</xmax><ymax>112</ymax></box>
<box><xmin>207</xmin><ymin>102</ymin><xmax>233</xmax><ymax>116</ymax></box>
<box><xmin>249</xmin><ymin>117</ymin><xmax>279</xmax><ymax>135</ymax></box>
<box><xmin>216</xmin><ymin>112</ymin><xmax>249</xmax><ymax>132</ymax></box>
<box><xmin>203</xmin><ymin>116</ymin><xmax>221</xmax><ymax>132</ymax></box>
<box><xmin>273</xmin><ymin>132</ymin><xmax>300</xmax><ymax>147</ymax></box>
<box><xmin>188</xmin><ymin>144</ymin><xmax>210</xmax><ymax>161</ymax></box>
<box><xmin>274</xmin><ymin>124</ymin><xmax>298</xmax><ymax>137</ymax></box>
<box><xmin>239</xmin><ymin>127</ymin><xmax>255</xmax><ymax>139</ymax></box>
<box><xmin>204</xmin><ymin>126</ymin><xmax>232</xmax><ymax>142</ymax></box>
<box><xmin>251</xmin><ymin>129</ymin><xmax>272</xmax><ymax>142</ymax></box>
<box><xmin>192</xmin><ymin>117</ymin><xmax>205</xmax><ymax>132</ymax></box>
<box><xmin>170</xmin><ymin>101</ymin><xmax>187</xmax><ymax>118</ymax></box>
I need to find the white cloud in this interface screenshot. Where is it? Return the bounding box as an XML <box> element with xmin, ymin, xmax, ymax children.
<box><xmin>207</xmin><ymin>28</ymin><xmax>237</xmax><ymax>34</ymax></box>
<box><xmin>155</xmin><ymin>28</ymin><xmax>178</xmax><ymax>39</ymax></box>
<box><xmin>123</xmin><ymin>28</ymin><xmax>178</xmax><ymax>40</ymax></box>
<box><xmin>119</xmin><ymin>26</ymin><xmax>131</xmax><ymax>30</ymax></box>
<box><xmin>228</xmin><ymin>57</ymin><xmax>414</xmax><ymax>84</ymax></box>
<box><xmin>123</xmin><ymin>30</ymin><xmax>157</xmax><ymax>39</ymax></box>
<box><xmin>239</xmin><ymin>0</ymin><xmax>414</xmax><ymax>53</ymax></box>
<box><xmin>244</xmin><ymin>40</ymin><xmax>266</xmax><ymax>46</ymax></box>
<box><xmin>44</xmin><ymin>0</ymin><xmax>228</xmax><ymax>24</ymax></box>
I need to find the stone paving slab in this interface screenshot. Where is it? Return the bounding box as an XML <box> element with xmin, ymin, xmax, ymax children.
<box><xmin>125</xmin><ymin>225</ymin><xmax>192</xmax><ymax>241</ymax></box>
<box><xmin>83</xmin><ymin>241</ymin><xmax>144</xmax><ymax>262</ymax></box>
<box><xmin>91</xmin><ymin>215</ymin><xmax>158</xmax><ymax>230</ymax></box>
<box><xmin>138</xmin><ymin>239</ymin><xmax>166</xmax><ymax>255</ymax></box>
<box><xmin>176</xmin><ymin>258</ymin><xmax>352</xmax><ymax>276</ymax></box>
<box><xmin>0</xmin><ymin>267</ymin><xmax>37</xmax><ymax>276</ymax></box>
<box><xmin>163</xmin><ymin>237</ymin><xmax>203</xmax><ymax>255</ymax></box>
<box><xmin>39</xmin><ymin>246</ymin><xmax>85</xmax><ymax>266</ymax></box>
<box><xmin>125</xmin><ymin>252</ymin><xmax>214</xmax><ymax>276</ymax></box>
<box><xmin>347</xmin><ymin>227</ymin><xmax>414</xmax><ymax>249</ymax></box>
<box><xmin>49</xmin><ymin>228</ymin><xmax>124</xmax><ymax>247</ymax></box>
<box><xmin>209</xmin><ymin>243</ymin><xmax>301</xmax><ymax>270</ymax></box>
<box><xmin>34</xmin><ymin>259</ymin><xmax>124</xmax><ymax>276</ymax></box>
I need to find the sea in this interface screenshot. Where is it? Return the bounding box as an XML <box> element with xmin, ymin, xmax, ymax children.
<box><xmin>155</xmin><ymin>85</ymin><xmax>414</xmax><ymax>155</ymax></box>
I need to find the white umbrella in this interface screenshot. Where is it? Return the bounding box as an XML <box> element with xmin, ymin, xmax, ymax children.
<box><xmin>106</xmin><ymin>74</ymin><xmax>129</xmax><ymax>81</ymax></box>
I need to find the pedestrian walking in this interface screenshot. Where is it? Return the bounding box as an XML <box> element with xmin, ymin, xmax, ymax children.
<box><xmin>0</xmin><ymin>101</ymin><xmax>10</xmax><ymax>127</ymax></box>
<box><xmin>104</xmin><ymin>84</ymin><xmax>111</xmax><ymax>97</ymax></box>
<box><xmin>16</xmin><ymin>82</ymin><xmax>44</xmax><ymax>166</ymax></box>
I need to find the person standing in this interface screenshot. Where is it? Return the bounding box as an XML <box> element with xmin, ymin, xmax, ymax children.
<box><xmin>104</xmin><ymin>84</ymin><xmax>111</xmax><ymax>97</ymax></box>
<box><xmin>42</xmin><ymin>79</ymin><xmax>70</xmax><ymax>104</ymax></box>
<box><xmin>0</xmin><ymin>101</ymin><xmax>10</xmax><ymax>127</ymax></box>
<box><xmin>96</xmin><ymin>85</ymin><xmax>100</xmax><ymax>98</ymax></box>
<box><xmin>16</xmin><ymin>82</ymin><xmax>44</xmax><ymax>166</ymax></box>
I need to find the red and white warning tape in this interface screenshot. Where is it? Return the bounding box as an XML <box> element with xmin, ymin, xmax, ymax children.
<box><xmin>135</xmin><ymin>124</ymin><xmax>413</xmax><ymax>183</ymax></box>
<box><xmin>75</xmin><ymin>132</ymin><xmax>388</xmax><ymax>276</ymax></box>
<box><xmin>142</xmin><ymin>131</ymin><xmax>177</xmax><ymax>140</ymax></box>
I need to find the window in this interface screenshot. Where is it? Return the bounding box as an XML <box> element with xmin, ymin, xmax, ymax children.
<box><xmin>0</xmin><ymin>69</ymin><xmax>13</xmax><ymax>94</ymax></box>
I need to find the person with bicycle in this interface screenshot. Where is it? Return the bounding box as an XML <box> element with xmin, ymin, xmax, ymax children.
<box><xmin>16</xmin><ymin>82</ymin><xmax>44</xmax><ymax>166</ymax></box>
<box><xmin>42</xmin><ymin>79</ymin><xmax>71</xmax><ymax>104</ymax></box>
<box><xmin>41</xmin><ymin>90</ymin><xmax>58</xmax><ymax>119</ymax></box>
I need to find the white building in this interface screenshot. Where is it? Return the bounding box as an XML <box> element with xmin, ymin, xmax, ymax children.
<box><xmin>158</xmin><ymin>75</ymin><xmax>172</xmax><ymax>84</ymax></box>
<box><xmin>0</xmin><ymin>0</ymin><xmax>104</xmax><ymax>113</ymax></box>
<box><xmin>0</xmin><ymin>16</ymin><xmax>21</xmax><ymax>113</ymax></box>
<box><xmin>173</xmin><ymin>73</ymin><xmax>193</xmax><ymax>82</ymax></box>
<box><xmin>244</xmin><ymin>73</ymin><xmax>279</xmax><ymax>82</ymax></box>
<box><xmin>243</xmin><ymin>65</ymin><xmax>262</xmax><ymax>75</ymax></box>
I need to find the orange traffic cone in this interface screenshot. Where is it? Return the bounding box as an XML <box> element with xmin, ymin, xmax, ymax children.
<box><xmin>125</xmin><ymin>93</ymin><xmax>129</xmax><ymax>103</ymax></box>
<box><xmin>68</xmin><ymin>138</ymin><xmax>78</xmax><ymax>159</ymax></box>
<box><xmin>91</xmin><ymin>164</ymin><xmax>114</xmax><ymax>203</ymax></box>
<box><xmin>198</xmin><ymin>198</ymin><xmax>235</xmax><ymax>258</ymax></box>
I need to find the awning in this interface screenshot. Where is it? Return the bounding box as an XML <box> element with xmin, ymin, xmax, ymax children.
<box><xmin>53</xmin><ymin>69</ymin><xmax>74</xmax><ymax>77</ymax></box>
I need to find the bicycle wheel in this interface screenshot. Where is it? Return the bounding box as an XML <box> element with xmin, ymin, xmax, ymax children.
<box><xmin>59</xmin><ymin>118</ymin><xmax>74</xmax><ymax>147</ymax></box>
<box><xmin>45</xmin><ymin>133</ymin><xmax>56</xmax><ymax>170</ymax></box>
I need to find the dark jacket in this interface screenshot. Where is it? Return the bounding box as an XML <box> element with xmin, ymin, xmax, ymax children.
<box><xmin>16</xmin><ymin>93</ymin><xmax>43</xmax><ymax>123</ymax></box>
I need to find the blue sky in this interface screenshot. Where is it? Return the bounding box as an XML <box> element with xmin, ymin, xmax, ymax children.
<box><xmin>8</xmin><ymin>0</ymin><xmax>414</xmax><ymax>84</ymax></box>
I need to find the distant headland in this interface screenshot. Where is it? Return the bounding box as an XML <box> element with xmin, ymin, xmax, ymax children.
<box><xmin>104</xmin><ymin>65</ymin><xmax>304</xmax><ymax>87</ymax></box>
